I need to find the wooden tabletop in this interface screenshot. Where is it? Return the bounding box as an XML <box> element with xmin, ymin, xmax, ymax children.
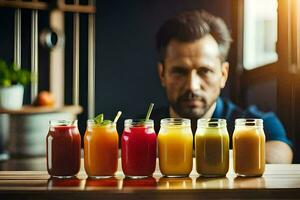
<box><xmin>0</xmin><ymin>158</ymin><xmax>300</xmax><ymax>199</ymax></box>
<box><xmin>0</xmin><ymin>105</ymin><xmax>83</xmax><ymax>115</ymax></box>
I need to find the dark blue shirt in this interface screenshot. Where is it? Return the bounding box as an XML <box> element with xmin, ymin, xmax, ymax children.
<box><xmin>151</xmin><ymin>97</ymin><xmax>293</xmax><ymax>148</ymax></box>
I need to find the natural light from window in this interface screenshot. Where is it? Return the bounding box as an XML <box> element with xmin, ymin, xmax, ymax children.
<box><xmin>243</xmin><ymin>0</ymin><xmax>278</xmax><ymax>70</ymax></box>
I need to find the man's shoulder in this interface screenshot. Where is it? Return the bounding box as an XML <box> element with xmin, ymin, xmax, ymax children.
<box><xmin>214</xmin><ymin>97</ymin><xmax>278</xmax><ymax>120</ymax></box>
<box><xmin>216</xmin><ymin>97</ymin><xmax>292</xmax><ymax>147</ymax></box>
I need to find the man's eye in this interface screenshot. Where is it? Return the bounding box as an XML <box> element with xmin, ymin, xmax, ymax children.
<box><xmin>171</xmin><ymin>68</ymin><xmax>188</xmax><ymax>75</ymax></box>
<box><xmin>198</xmin><ymin>68</ymin><xmax>212</xmax><ymax>75</ymax></box>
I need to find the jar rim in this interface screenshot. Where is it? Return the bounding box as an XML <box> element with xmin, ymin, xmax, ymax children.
<box><xmin>197</xmin><ymin>118</ymin><xmax>227</xmax><ymax>128</ymax></box>
<box><xmin>49</xmin><ymin>120</ymin><xmax>77</xmax><ymax>126</ymax></box>
<box><xmin>235</xmin><ymin>118</ymin><xmax>263</xmax><ymax>126</ymax></box>
<box><xmin>160</xmin><ymin>118</ymin><xmax>191</xmax><ymax>126</ymax></box>
<box><xmin>124</xmin><ymin>119</ymin><xmax>154</xmax><ymax>127</ymax></box>
<box><xmin>87</xmin><ymin>119</ymin><xmax>116</xmax><ymax>127</ymax></box>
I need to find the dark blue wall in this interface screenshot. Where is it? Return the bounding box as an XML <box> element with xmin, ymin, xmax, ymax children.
<box><xmin>0</xmin><ymin>0</ymin><xmax>233</xmax><ymax>134</ymax></box>
<box><xmin>95</xmin><ymin>0</ymin><xmax>233</xmax><ymax>125</ymax></box>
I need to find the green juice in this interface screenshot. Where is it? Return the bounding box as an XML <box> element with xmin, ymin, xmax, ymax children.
<box><xmin>195</xmin><ymin>119</ymin><xmax>229</xmax><ymax>177</ymax></box>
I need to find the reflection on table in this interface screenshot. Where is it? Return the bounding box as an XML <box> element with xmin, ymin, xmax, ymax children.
<box><xmin>1</xmin><ymin>158</ymin><xmax>300</xmax><ymax>199</ymax></box>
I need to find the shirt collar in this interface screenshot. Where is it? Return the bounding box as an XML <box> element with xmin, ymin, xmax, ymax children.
<box><xmin>212</xmin><ymin>97</ymin><xmax>223</xmax><ymax>118</ymax></box>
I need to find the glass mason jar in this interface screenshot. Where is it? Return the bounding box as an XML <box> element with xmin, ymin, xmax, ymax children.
<box><xmin>195</xmin><ymin>119</ymin><xmax>229</xmax><ymax>177</ymax></box>
<box><xmin>233</xmin><ymin>118</ymin><xmax>265</xmax><ymax>177</ymax></box>
<box><xmin>121</xmin><ymin>119</ymin><xmax>157</xmax><ymax>178</ymax></box>
<box><xmin>158</xmin><ymin>118</ymin><xmax>193</xmax><ymax>177</ymax></box>
<box><xmin>46</xmin><ymin>120</ymin><xmax>81</xmax><ymax>178</ymax></box>
<box><xmin>84</xmin><ymin>120</ymin><xmax>119</xmax><ymax>178</ymax></box>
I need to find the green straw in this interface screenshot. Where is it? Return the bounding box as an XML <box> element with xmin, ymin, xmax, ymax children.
<box><xmin>113</xmin><ymin>111</ymin><xmax>122</xmax><ymax>123</ymax></box>
<box><xmin>145</xmin><ymin>103</ymin><xmax>154</xmax><ymax>121</ymax></box>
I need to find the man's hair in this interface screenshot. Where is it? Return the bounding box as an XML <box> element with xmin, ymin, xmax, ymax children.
<box><xmin>156</xmin><ymin>10</ymin><xmax>232</xmax><ymax>62</ymax></box>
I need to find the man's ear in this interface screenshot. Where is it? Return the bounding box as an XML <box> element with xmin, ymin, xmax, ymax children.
<box><xmin>220</xmin><ymin>61</ymin><xmax>229</xmax><ymax>89</ymax></box>
<box><xmin>157</xmin><ymin>62</ymin><xmax>166</xmax><ymax>87</ymax></box>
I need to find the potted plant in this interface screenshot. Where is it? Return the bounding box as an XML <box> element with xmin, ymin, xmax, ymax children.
<box><xmin>0</xmin><ymin>59</ymin><xmax>32</xmax><ymax>110</ymax></box>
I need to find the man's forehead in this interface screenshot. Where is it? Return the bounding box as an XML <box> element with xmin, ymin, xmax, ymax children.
<box><xmin>165</xmin><ymin>35</ymin><xmax>220</xmax><ymax>60</ymax></box>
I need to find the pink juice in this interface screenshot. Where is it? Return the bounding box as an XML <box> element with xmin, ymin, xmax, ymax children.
<box><xmin>121</xmin><ymin>120</ymin><xmax>157</xmax><ymax>177</ymax></box>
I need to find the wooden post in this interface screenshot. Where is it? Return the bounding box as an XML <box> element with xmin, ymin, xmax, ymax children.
<box><xmin>88</xmin><ymin>0</ymin><xmax>95</xmax><ymax>118</ymax></box>
<box><xmin>49</xmin><ymin>9</ymin><xmax>65</xmax><ymax>107</ymax></box>
<box><xmin>73</xmin><ymin>0</ymin><xmax>80</xmax><ymax>106</ymax></box>
<box><xmin>31</xmin><ymin>9</ymin><xmax>39</xmax><ymax>103</ymax></box>
<box><xmin>14</xmin><ymin>8</ymin><xmax>21</xmax><ymax>69</ymax></box>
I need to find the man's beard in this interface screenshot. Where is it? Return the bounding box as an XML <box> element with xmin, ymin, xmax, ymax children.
<box><xmin>169</xmin><ymin>91</ymin><xmax>212</xmax><ymax>119</ymax></box>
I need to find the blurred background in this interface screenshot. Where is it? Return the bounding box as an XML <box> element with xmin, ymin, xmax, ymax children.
<box><xmin>0</xmin><ymin>0</ymin><xmax>300</xmax><ymax>162</ymax></box>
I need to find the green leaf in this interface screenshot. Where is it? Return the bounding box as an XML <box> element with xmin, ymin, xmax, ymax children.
<box><xmin>0</xmin><ymin>60</ymin><xmax>7</xmax><ymax>70</ymax></box>
<box><xmin>101</xmin><ymin>120</ymin><xmax>112</xmax><ymax>126</ymax></box>
<box><xmin>93</xmin><ymin>114</ymin><xmax>113</xmax><ymax>126</ymax></box>
<box><xmin>0</xmin><ymin>59</ymin><xmax>32</xmax><ymax>87</ymax></box>
<box><xmin>0</xmin><ymin>79</ymin><xmax>11</xmax><ymax>87</ymax></box>
<box><xmin>94</xmin><ymin>114</ymin><xmax>104</xmax><ymax>124</ymax></box>
<box><xmin>11</xmin><ymin>63</ymin><xmax>19</xmax><ymax>71</ymax></box>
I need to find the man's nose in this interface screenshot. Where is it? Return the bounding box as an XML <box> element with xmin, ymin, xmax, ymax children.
<box><xmin>185</xmin><ymin>70</ymin><xmax>201</xmax><ymax>92</ymax></box>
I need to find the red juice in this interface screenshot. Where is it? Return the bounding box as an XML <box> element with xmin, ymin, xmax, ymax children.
<box><xmin>46</xmin><ymin>120</ymin><xmax>81</xmax><ymax>178</ymax></box>
<box><xmin>121</xmin><ymin>119</ymin><xmax>156</xmax><ymax>178</ymax></box>
<box><xmin>123</xmin><ymin>177</ymin><xmax>157</xmax><ymax>187</ymax></box>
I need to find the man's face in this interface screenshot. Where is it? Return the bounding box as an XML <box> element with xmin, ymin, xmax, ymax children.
<box><xmin>158</xmin><ymin>34</ymin><xmax>229</xmax><ymax>119</ymax></box>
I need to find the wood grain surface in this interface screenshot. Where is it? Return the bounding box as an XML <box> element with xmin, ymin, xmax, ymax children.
<box><xmin>1</xmin><ymin>158</ymin><xmax>300</xmax><ymax>199</ymax></box>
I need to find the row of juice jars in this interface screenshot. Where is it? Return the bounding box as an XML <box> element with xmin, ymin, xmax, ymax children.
<box><xmin>46</xmin><ymin>118</ymin><xmax>265</xmax><ymax>178</ymax></box>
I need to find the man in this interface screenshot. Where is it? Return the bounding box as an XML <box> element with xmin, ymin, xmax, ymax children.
<box><xmin>152</xmin><ymin>9</ymin><xmax>293</xmax><ymax>163</ymax></box>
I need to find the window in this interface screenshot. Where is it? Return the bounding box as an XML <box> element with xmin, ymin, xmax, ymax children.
<box><xmin>243</xmin><ymin>0</ymin><xmax>278</xmax><ymax>70</ymax></box>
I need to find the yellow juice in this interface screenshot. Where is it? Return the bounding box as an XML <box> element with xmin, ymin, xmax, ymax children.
<box><xmin>158</xmin><ymin>118</ymin><xmax>193</xmax><ymax>177</ymax></box>
<box><xmin>233</xmin><ymin>119</ymin><xmax>265</xmax><ymax>177</ymax></box>
<box><xmin>195</xmin><ymin>119</ymin><xmax>229</xmax><ymax>177</ymax></box>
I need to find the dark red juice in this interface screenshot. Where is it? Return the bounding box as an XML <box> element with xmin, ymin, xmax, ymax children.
<box><xmin>123</xmin><ymin>177</ymin><xmax>157</xmax><ymax>187</ymax></box>
<box><xmin>46</xmin><ymin>121</ymin><xmax>81</xmax><ymax>178</ymax></box>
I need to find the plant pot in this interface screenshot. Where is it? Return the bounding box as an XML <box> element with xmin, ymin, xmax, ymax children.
<box><xmin>0</xmin><ymin>85</ymin><xmax>24</xmax><ymax>110</ymax></box>
<box><xmin>9</xmin><ymin>112</ymin><xmax>75</xmax><ymax>157</ymax></box>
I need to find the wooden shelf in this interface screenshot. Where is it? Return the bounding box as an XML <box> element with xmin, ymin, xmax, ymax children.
<box><xmin>0</xmin><ymin>105</ymin><xmax>83</xmax><ymax>115</ymax></box>
<box><xmin>0</xmin><ymin>0</ymin><xmax>96</xmax><ymax>13</ymax></box>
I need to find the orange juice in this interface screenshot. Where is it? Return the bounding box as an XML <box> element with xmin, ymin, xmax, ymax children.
<box><xmin>158</xmin><ymin>118</ymin><xmax>193</xmax><ymax>177</ymax></box>
<box><xmin>195</xmin><ymin>119</ymin><xmax>229</xmax><ymax>177</ymax></box>
<box><xmin>84</xmin><ymin>120</ymin><xmax>119</xmax><ymax>178</ymax></box>
<box><xmin>233</xmin><ymin>119</ymin><xmax>265</xmax><ymax>177</ymax></box>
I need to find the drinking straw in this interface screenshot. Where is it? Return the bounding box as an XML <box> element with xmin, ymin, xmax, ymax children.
<box><xmin>145</xmin><ymin>103</ymin><xmax>154</xmax><ymax>121</ymax></box>
<box><xmin>113</xmin><ymin>111</ymin><xmax>122</xmax><ymax>123</ymax></box>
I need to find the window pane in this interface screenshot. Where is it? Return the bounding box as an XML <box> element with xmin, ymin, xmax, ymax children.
<box><xmin>243</xmin><ymin>0</ymin><xmax>278</xmax><ymax>70</ymax></box>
